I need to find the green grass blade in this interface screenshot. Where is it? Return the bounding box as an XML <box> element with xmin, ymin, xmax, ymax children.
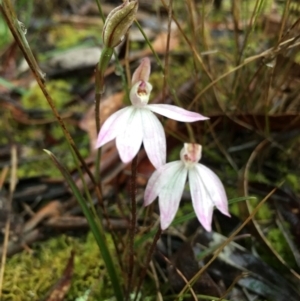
<box><xmin>44</xmin><ymin>150</ymin><xmax>124</xmax><ymax>301</ymax></box>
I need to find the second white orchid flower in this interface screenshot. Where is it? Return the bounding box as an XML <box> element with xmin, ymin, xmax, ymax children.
<box><xmin>144</xmin><ymin>143</ymin><xmax>230</xmax><ymax>231</ymax></box>
<box><xmin>96</xmin><ymin>58</ymin><xmax>208</xmax><ymax>169</ymax></box>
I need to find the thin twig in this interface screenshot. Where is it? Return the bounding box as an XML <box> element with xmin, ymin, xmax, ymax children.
<box><xmin>133</xmin><ymin>227</ymin><xmax>162</xmax><ymax>301</ymax></box>
<box><xmin>126</xmin><ymin>155</ymin><xmax>138</xmax><ymax>299</ymax></box>
<box><xmin>0</xmin><ymin>145</ymin><xmax>17</xmax><ymax>298</ymax></box>
<box><xmin>162</xmin><ymin>0</ymin><xmax>173</xmax><ymax>100</ymax></box>
<box><xmin>176</xmin><ymin>186</ymin><xmax>279</xmax><ymax>300</ymax></box>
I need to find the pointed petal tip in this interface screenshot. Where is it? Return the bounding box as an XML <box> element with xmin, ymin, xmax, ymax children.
<box><xmin>198</xmin><ymin>213</ymin><xmax>213</xmax><ymax>232</ymax></box>
<box><xmin>217</xmin><ymin>202</ymin><xmax>230</xmax><ymax>217</ymax></box>
<box><xmin>160</xmin><ymin>219</ymin><xmax>170</xmax><ymax>231</ymax></box>
<box><xmin>203</xmin><ymin>224</ymin><xmax>212</xmax><ymax>232</ymax></box>
<box><xmin>147</xmin><ymin>104</ymin><xmax>210</xmax><ymax>123</ymax></box>
<box><xmin>118</xmin><ymin>149</ymin><xmax>136</xmax><ymax>164</ymax></box>
<box><xmin>192</xmin><ymin>115</ymin><xmax>210</xmax><ymax>121</ymax></box>
<box><xmin>143</xmin><ymin>194</ymin><xmax>154</xmax><ymax>207</ymax></box>
<box><xmin>95</xmin><ymin>135</ymin><xmax>105</xmax><ymax>149</ymax></box>
<box><xmin>160</xmin><ymin>224</ymin><xmax>167</xmax><ymax>231</ymax></box>
<box><xmin>222</xmin><ymin>210</ymin><xmax>231</xmax><ymax>218</ymax></box>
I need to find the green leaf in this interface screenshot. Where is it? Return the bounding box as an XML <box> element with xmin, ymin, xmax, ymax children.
<box><xmin>44</xmin><ymin>149</ymin><xmax>124</xmax><ymax>301</ymax></box>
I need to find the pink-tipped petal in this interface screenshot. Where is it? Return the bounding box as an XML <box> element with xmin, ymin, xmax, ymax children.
<box><xmin>147</xmin><ymin>104</ymin><xmax>209</xmax><ymax>122</ymax></box>
<box><xmin>141</xmin><ymin>110</ymin><xmax>166</xmax><ymax>169</ymax></box>
<box><xmin>189</xmin><ymin>164</ymin><xmax>229</xmax><ymax>232</ymax></box>
<box><xmin>188</xmin><ymin>167</ymin><xmax>214</xmax><ymax>231</ymax></box>
<box><xmin>116</xmin><ymin>109</ymin><xmax>143</xmax><ymax>163</ymax></box>
<box><xmin>144</xmin><ymin>161</ymin><xmax>183</xmax><ymax>206</ymax></box>
<box><xmin>197</xmin><ymin>164</ymin><xmax>230</xmax><ymax>217</ymax></box>
<box><xmin>158</xmin><ymin>165</ymin><xmax>188</xmax><ymax>230</ymax></box>
<box><xmin>131</xmin><ymin>58</ymin><xmax>151</xmax><ymax>86</ymax></box>
<box><xmin>96</xmin><ymin>107</ymin><xmax>133</xmax><ymax>149</ymax></box>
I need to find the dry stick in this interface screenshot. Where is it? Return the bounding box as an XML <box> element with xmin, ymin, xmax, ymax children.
<box><xmin>217</xmin><ymin>272</ymin><xmax>246</xmax><ymax>301</ymax></box>
<box><xmin>0</xmin><ymin>145</ymin><xmax>17</xmax><ymax>298</ymax></box>
<box><xmin>149</xmin><ymin>261</ymin><xmax>163</xmax><ymax>301</ymax></box>
<box><xmin>277</xmin><ymin>0</ymin><xmax>292</xmax><ymax>43</ymax></box>
<box><xmin>163</xmin><ymin>255</ymin><xmax>198</xmax><ymax>301</ymax></box>
<box><xmin>176</xmin><ymin>186</ymin><xmax>279</xmax><ymax>300</ymax></box>
<box><xmin>0</xmin><ymin>167</ymin><xmax>9</xmax><ymax>188</ymax></box>
<box><xmin>133</xmin><ymin>227</ymin><xmax>162</xmax><ymax>301</ymax></box>
<box><xmin>162</xmin><ymin>0</ymin><xmax>172</xmax><ymax>100</ymax></box>
<box><xmin>126</xmin><ymin>155</ymin><xmax>138</xmax><ymax>299</ymax></box>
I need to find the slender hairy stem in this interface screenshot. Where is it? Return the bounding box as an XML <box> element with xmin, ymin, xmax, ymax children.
<box><xmin>133</xmin><ymin>227</ymin><xmax>162</xmax><ymax>301</ymax></box>
<box><xmin>126</xmin><ymin>155</ymin><xmax>138</xmax><ymax>299</ymax></box>
<box><xmin>94</xmin><ymin>47</ymin><xmax>113</xmax><ymax>187</ymax></box>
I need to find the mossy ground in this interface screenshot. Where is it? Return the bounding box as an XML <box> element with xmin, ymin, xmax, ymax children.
<box><xmin>3</xmin><ymin>232</ymin><xmax>116</xmax><ymax>301</ymax></box>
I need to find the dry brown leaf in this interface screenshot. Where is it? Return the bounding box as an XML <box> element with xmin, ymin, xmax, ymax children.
<box><xmin>44</xmin><ymin>251</ymin><xmax>74</xmax><ymax>301</ymax></box>
<box><xmin>143</xmin><ymin>29</ymin><xmax>179</xmax><ymax>55</ymax></box>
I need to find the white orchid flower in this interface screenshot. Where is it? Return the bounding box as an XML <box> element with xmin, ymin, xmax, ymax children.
<box><xmin>144</xmin><ymin>143</ymin><xmax>230</xmax><ymax>231</ymax></box>
<box><xmin>96</xmin><ymin>58</ymin><xmax>208</xmax><ymax>169</ymax></box>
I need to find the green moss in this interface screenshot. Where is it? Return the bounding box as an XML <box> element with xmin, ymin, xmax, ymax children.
<box><xmin>248</xmin><ymin>171</ymin><xmax>270</xmax><ymax>184</ymax></box>
<box><xmin>263</xmin><ymin>227</ymin><xmax>296</xmax><ymax>269</ymax></box>
<box><xmin>249</xmin><ymin>197</ymin><xmax>273</xmax><ymax>220</ymax></box>
<box><xmin>47</xmin><ymin>25</ymin><xmax>102</xmax><ymax>50</ymax></box>
<box><xmin>286</xmin><ymin>174</ymin><xmax>300</xmax><ymax>193</ymax></box>
<box><xmin>167</xmin><ymin>145</ymin><xmax>181</xmax><ymax>162</ymax></box>
<box><xmin>0</xmin><ymin>18</ymin><xmax>12</xmax><ymax>50</ymax></box>
<box><xmin>22</xmin><ymin>80</ymin><xmax>72</xmax><ymax>110</ymax></box>
<box><xmin>3</xmin><ymin>232</ymin><xmax>117</xmax><ymax>301</ymax></box>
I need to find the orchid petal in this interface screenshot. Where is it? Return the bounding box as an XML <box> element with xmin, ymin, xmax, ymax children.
<box><xmin>116</xmin><ymin>108</ymin><xmax>143</xmax><ymax>163</ymax></box>
<box><xmin>158</xmin><ymin>165</ymin><xmax>188</xmax><ymax>230</ymax></box>
<box><xmin>189</xmin><ymin>164</ymin><xmax>229</xmax><ymax>231</ymax></box>
<box><xmin>96</xmin><ymin>107</ymin><xmax>133</xmax><ymax>148</ymax></box>
<box><xmin>141</xmin><ymin>110</ymin><xmax>166</xmax><ymax>169</ymax></box>
<box><xmin>188</xmin><ymin>167</ymin><xmax>214</xmax><ymax>231</ymax></box>
<box><xmin>197</xmin><ymin>164</ymin><xmax>230</xmax><ymax>217</ymax></box>
<box><xmin>147</xmin><ymin>104</ymin><xmax>209</xmax><ymax>122</ymax></box>
<box><xmin>144</xmin><ymin>161</ymin><xmax>183</xmax><ymax>206</ymax></box>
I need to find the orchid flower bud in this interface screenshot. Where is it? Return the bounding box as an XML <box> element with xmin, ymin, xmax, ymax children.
<box><xmin>103</xmin><ymin>0</ymin><xmax>138</xmax><ymax>48</ymax></box>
